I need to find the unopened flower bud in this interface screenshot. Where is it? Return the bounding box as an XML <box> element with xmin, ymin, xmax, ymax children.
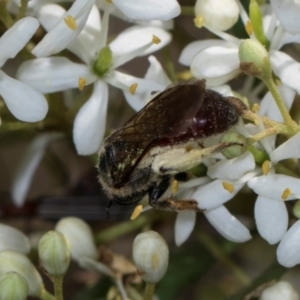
<box><xmin>132</xmin><ymin>231</ymin><xmax>169</xmax><ymax>284</ymax></box>
<box><xmin>0</xmin><ymin>251</ymin><xmax>44</xmax><ymax>297</ymax></box>
<box><xmin>220</xmin><ymin>132</ymin><xmax>247</xmax><ymax>159</ymax></box>
<box><xmin>259</xmin><ymin>281</ymin><xmax>299</xmax><ymax>300</ymax></box>
<box><xmin>195</xmin><ymin>0</ymin><xmax>239</xmax><ymax>31</ymax></box>
<box><xmin>55</xmin><ymin>217</ymin><xmax>98</xmax><ymax>261</ymax></box>
<box><xmin>239</xmin><ymin>39</ymin><xmax>272</xmax><ymax>79</ymax></box>
<box><xmin>93</xmin><ymin>46</ymin><xmax>112</xmax><ymax>77</ymax></box>
<box><xmin>0</xmin><ymin>272</ymin><xmax>29</xmax><ymax>300</ymax></box>
<box><xmin>38</xmin><ymin>231</ymin><xmax>71</xmax><ymax>276</ymax></box>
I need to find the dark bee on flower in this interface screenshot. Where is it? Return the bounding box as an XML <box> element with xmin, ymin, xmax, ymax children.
<box><xmin>98</xmin><ymin>79</ymin><xmax>247</xmax><ymax>212</ymax></box>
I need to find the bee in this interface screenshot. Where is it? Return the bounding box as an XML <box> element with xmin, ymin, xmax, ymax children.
<box><xmin>98</xmin><ymin>79</ymin><xmax>247</xmax><ymax>212</ymax></box>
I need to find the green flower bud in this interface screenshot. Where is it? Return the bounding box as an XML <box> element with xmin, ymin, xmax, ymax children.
<box><xmin>239</xmin><ymin>39</ymin><xmax>272</xmax><ymax>80</ymax></box>
<box><xmin>0</xmin><ymin>251</ymin><xmax>44</xmax><ymax>297</ymax></box>
<box><xmin>0</xmin><ymin>272</ymin><xmax>29</xmax><ymax>300</ymax></box>
<box><xmin>93</xmin><ymin>46</ymin><xmax>113</xmax><ymax>77</ymax></box>
<box><xmin>220</xmin><ymin>132</ymin><xmax>247</xmax><ymax>159</ymax></box>
<box><xmin>132</xmin><ymin>231</ymin><xmax>169</xmax><ymax>284</ymax></box>
<box><xmin>38</xmin><ymin>231</ymin><xmax>71</xmax><ymax>276</ymax></box>
<box><xmin>55</xmin><ymin>217</ymin><xmax>98</xmax><ymax>262</ymax></box>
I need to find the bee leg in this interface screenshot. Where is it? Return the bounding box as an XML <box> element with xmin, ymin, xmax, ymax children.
<box><xmin>149</xmin><ymin>176</ymin><xmax>202</xmax><ymax>212</ymax></box>
<box><xmin>150</xmin><ymin>198</ymin><xmax>202</xmax><ymax>212</ymax></box>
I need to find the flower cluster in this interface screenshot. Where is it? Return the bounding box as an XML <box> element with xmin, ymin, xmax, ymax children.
<box><xmin>1</xmin><ymin>0</ymin><xmax>300</xmax><ymax>298</ymax></box>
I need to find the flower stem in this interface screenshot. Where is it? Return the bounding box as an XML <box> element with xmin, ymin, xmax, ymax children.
<box><xmin>198</xmin><ymin>232</ymin><xmax>251</xmax><ymax>285</ymax></box>
<box><xmin>263</xmin><ymin>76</ymin><xmax>299</xmax><ymax>133</ymax></box>
<box><xmin>143</xmin><ymin>282</ymin><xmax>156</xmax><ymax>300</ymax></box>
<box><xmin>39</xmin><ymin>289</ymin><xmax>55</xmax><ymax>300</ymax></box>
<box><xmin>181</xmin><ymin>6</ymin><xmax>194</xmax><ymax>15</ymax></box>
<box><xmin>0</xmin><ymin>2</ymin><xmax>14</xmax><ymax>28</ymax></box>
<box><xmin>52</xmin><ymin>275</ymin><xmax>64</xmax><ymax>300</ymax></box>
<box><xmin>16</xmin><ymin>0</ymin><xmax>29</xmax><ymax>20</ymax></box>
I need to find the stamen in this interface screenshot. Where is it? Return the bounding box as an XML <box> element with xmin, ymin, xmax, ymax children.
<box><xmin>78</xmin><ymin>77</ymin><xmax>86</xmax><ymax>91</ymax></box>
<box><xmin>129</xmin><ymin>83</ymin><xmax>138</xmax><ymax>95</ymax></box>
<box><xmin>245</xmin><ymin>20</ymin><xmax>253</xmax><ymax>36</ymax></box>
<box><xmin>131</xmin><ymin>205</ymin><xmax>143</xmax><ymax>220</ymax></box>
<box><xmin>152</xmin><ymin>35</ymin><xmax>161</xmax><ymax>44</ymax></box>
<box><xmin>251</xmin><ymin>103</ymin><xmax>260</xmax><ymax>112</ymax></box>
<box><xmin>64</xmin><ymin>15</ymin><xmax>77</xmax><ymax>30</ymax></box>
<box><xmin>262</xmin><ymin>160</ymin><xmax>270</xmax><ymax>175</ymax></box>
<box><xmin>171</xmin><ymin>180</ymin><xmax>179</xmax><ymax>194</ymax></box>
<box><xmin>222</xmin><ymin>182</ymin><xmax>234</xmax><ymax>193</ymax></box>
<box><xmin>194</xmin><ymin>16</ymin><xmax>204</xmax><ymax>28</ymax></box>
<box><xmin>282</xmin><ymin>188</ymin><xmax>291</xmax><ymax>200</ymax></box>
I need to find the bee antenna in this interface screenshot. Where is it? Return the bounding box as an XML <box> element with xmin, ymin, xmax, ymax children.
<box><xmin>106</xmin><ymin>200</ymin><xmax>113</xmax><ymax>219</ymax></box>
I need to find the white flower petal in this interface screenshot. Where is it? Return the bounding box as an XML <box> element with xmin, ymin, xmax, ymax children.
<box><xmin>210</xmin><ymin>84</ymin><xmax>233</xmax><ymax>96</ymax></box>
<box><xmin>255</xmin><ymin>196</ymin><xmax>288</xmax><ymax>244</ymax></box>
<box><xmin>56</xmin><ymin>217</ymin><xmax>98</xmax><ymax>261</ymax></box>
<box><xmin>270</xmin><ymin>50</ymin><xmax>300</xmax><ymax>94</ymax></box>
<box><xmin>69</xmin><ymin>5</ymin><xmax>101</xmax><ymax>62</ymax></box>
<box><xmin>110</xmin><ymin>26</ymin><xmax>172</xmax><ymax>68</ymax></box>
<box><xmin>270</xmin><ymin>0</ymin><xmax>300</xmax><ymax>34</ymax></box>
<box><xmin>277</xmin><ymin>220</ymin><xmax>300</xmax><ymax>267</ymax></box>
<box><xmin>0</xmin><ymin>224</ymin><xmax>31</xmax><ymax>254</ymax></box>
<box><xmin>11</xmin><ymin>133</ymin><xmax>63</xmax><ymax>207</ymax></box>
<box><xmin>193</xmin><ymin>179</ymin><xmax>244</xmax><ymax>210</ymax></box>
<box><xmin>17</xmin><ymin>57</ymin><xmax>96</xmax><ymax>93</ymax></box>
<box><xmin>260</xmin><ymin>281</ymin><xmax>300</xmax><ymax>300</ymax></box>
<box><xmin>260</xmin><ymin>84</ymin><xmax>295</xmax><ymax>123</ymax></box>
<box><xmin>191</xmin><ymin>46</ymin><xmax>240</xmax><ymax>87</ymax></box>
<box><xmin>32</xmin><ymin>0</ymin><xmax>96</xmax><ymax>57</ymax></box>
<box><xmin>0</xmin><ymin>70</ymin><xmax>48</xmax><ymax>122</ymax></box>
<box><xmin>248</xmin><ymin>174</ymin><xmax>300</xmax><ymax>201</ymax></box>
<box><xmin>0</xmin><ymin>17</ymin><xmax>39</xmax><ymax>67</ymax></box>
<box><xmin>195</xmin><ymin>0</ymin><xmax>239</xmax><ymax>31</ymax></box>
<box><xmin>204</xmin><ymin>206</ymin><xmax>251</xmax><ymax>243</ymax></box>
<box><xmin>73</xmin><ymin>81</ymin><xmax>108</xmax><ymax>155</ymax></box>
<box><xmin>207</xmin><ymin>152</ymin><xmax>255</xmax><ymax>181</ymax></box>
<box><xmin>106</xmin><ymin>70</ymin><xmax>164</xmax><ymax>111</ymax></box>
<box><xmin>145</xmin><ymin>56</ymin><xmax>171</xmax><ymax>87</ymax></box>
<box><xmin>174</xmin><ymin>211</ymin><xmax>196</xmax><ymax>246</ymax></box>
<box><xmin>270</xmin><ymin>132</ymin><xmax>300</xmax><ymax>163</ymax></box>
<box><xmin>113</xmin><ymin>0</ymin><xmax>180</xmax><ymax>21</ymax></box>
<box><xmin>179</xmin><ymin>40</ymin><xmax>234</xmax><ymax>66</ymax></box>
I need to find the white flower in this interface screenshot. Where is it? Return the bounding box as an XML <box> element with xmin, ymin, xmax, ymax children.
<box><xmin>0</xmin><ymin>17</ymin><xmax>47</xmax><ymax>122</ymax></box>
<box><xmin>17</xmin><ymin>5</ymin><xmax>171</xmax><ymax>155</ymax></box>
<box><xmin>174</xmin><ymin>151</ymin><xmax>255</xmax><ymax>246</ymax></box>
<box><xmin>259</xmin><ymin>281</ymin><xmax>299</xmax><ymax>300</ymax></box>
<box><xmin>195</xmin><ymin>0</ymin><xmax>239</xmax><ymax>31</ymax></box>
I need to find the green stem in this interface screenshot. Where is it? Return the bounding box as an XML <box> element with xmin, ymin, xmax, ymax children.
<box><xmin>181</xmin><ymin>6</ymin><xmax>194</xmax><ymax>15</ymax></box>
<box><xmin>263</xmin><ymin>76</ymin><xmax>299</xmax><ymax>133</ymax></box>
<box><xmin>39</xmin><ymin>288</ymin><xmax>55</xmax><ymax>300</ymax></box>
<box><xmin>16</xmin><ymin>0</ymin><xmax>29</xmax><ymax>20</ymax></box>
<box><xmin>52</xmin><ymin>275</ymin><xmax>64</xmax><ymax>300</ymax></box>
<box><xmin>143</xmin><ymin>282</ymin><xmax>156</xmax><ymax>300</ymax></box>
<box><xmin>95</xmin><ymin>215</ymin><xmax>155</xmax><ymax>244</ymax></box>
<box><xmin>0</xmin><ymin>2</ymin><xmax>14</xmax><ymax>28</ymax></box>
<box><xmin>198</xmin><ymin>232</ymin><xmax>251</xmax><ymax>286</ymax></box>
<box><xmin>247</xmin><ymin>145</ymin><xmax>269</xmax><ymax>165</ymax></box>
<box><xmin>161</xmin><ymin>47</ymin><xmax>178</xmax><ymax>83</ymax></box>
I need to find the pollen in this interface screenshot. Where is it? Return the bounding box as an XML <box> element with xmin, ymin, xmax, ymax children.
<box><xmin>129</xmin><ymin>83</ymin><xmax>138</xmax><ymax>95</ymax></box>
<box><xmin>131</xmin><ymin>205</ymin><xmax>143</xmax><ymax>220</ymax></box>
<box><xmin>251</xmin><ymin>103</ymin><xmax>260</xmax><ymax>113</ymax></box>
<box><xmin>78</xmin><ymin>77</ymin><xmax>86</xmax><ymax>91</ymax></box>
<box><xmin>222</xmin><ymin>182</ymin><xmax>234</xmax><ymax>193</ymax></box>
<box><xmin>171</xmin><ymin>180</ymin><xmax>179</xmax><ymax>194</ymax></box>
<box><xmin>253</xmin><ymin>118</ymin><xmax>259</xmax><ymax>125</ymax></box>
<box><xmin>64</xmin><ymin>15</ymin><xmax>77</xmax><ymax>30</ymax></box>
<box><xmin>282</xmin><ymin>188</ymin><xmax>292</xmax><ymax>200</ymax></box>
<box><xmin>194</xmin><ymin>16</ymin><xmax>204</xmax><ymax>28</ymax></box>
<box><xmin>152</xmin><ymin>35</ymin><xmax>161</xmax><ymax>44</ymax></box>
<box><xmin>262</xmin><ymin>160</ymin><xmax>270</xmax><ymax>175</ymax></box>
<box><xmin>245</xmin><ymin>20</ymin><xmax>253</xmax><ymax>36</ymax></box>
